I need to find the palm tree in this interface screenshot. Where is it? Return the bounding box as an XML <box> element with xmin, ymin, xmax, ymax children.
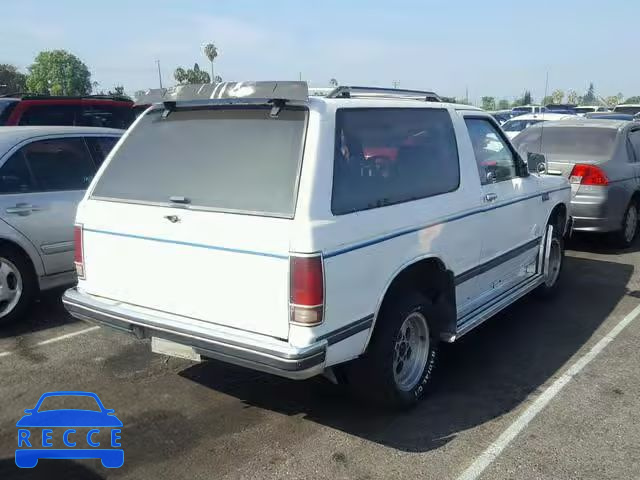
<box><xmin>329</xmin><ymin>78</ymin><xmax>338</xmax><ymax>87</ymax></box>
<box><xmin>203</xmin><ymin>43</ymin><xmax>218</xmax><ymax>84</ymax></box>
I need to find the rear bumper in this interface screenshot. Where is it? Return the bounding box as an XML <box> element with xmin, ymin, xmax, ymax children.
<box><xmin>570</xmin><ymin>196</ymin><xmax>621</xmax><ymax>233</ymax></box>
<box><xmin>62</xmin><ymin>288</ymin><xmax>326</xmax><ymax>380</ymax></box>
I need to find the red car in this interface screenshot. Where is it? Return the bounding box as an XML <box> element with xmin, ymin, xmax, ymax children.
<box><xmin>0</xmin><ymin>95</ymin><xmax>135</xmax><ymax>129</ymax></box>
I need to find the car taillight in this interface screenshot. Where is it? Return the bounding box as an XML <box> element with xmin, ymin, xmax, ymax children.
<box><xmin>74</xmin><ymin>225</ymin><xmax>85</xmax><ymax>279</ymax></box>
<box><xmin>289</xmin><ymin>255</ymin><xmax>324</xmax><ymax>326</ymax></box>
<box><xmin>569</xmin><ymin>164</ymin><xmax>609</xmax><ymax>186</ymax></box>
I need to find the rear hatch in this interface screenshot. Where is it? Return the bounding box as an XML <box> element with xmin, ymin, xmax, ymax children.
<box><xmin>513</xmin><ymin>125</ymin><xmax>619</xmax><ymax>181</ymax></box>
<box><xmin>78</xmin><ymin>106</ymin><xmax>308</xmax><ymax>340</ymax></box>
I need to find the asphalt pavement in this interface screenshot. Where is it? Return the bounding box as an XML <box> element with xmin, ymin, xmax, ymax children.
<box><xmin>1</xmin><ymin>235</ymin><xmax>639</xmax><ymax>480</ymax></box>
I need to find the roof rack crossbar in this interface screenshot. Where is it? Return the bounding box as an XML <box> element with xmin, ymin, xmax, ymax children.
<box><xmin>326</xmin><ymin>86</ymin><xmax>441</xmax><ymax>102</ymax></box>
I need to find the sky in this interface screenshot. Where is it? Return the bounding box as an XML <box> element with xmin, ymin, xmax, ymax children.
<box><xmin>2</xmin><ymin>0</ymin><xmax>638</xmax><ymax>103</ymax></box>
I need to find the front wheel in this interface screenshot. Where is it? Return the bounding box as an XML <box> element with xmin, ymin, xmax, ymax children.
<box><xmin>535</xmin><ymin>222</ymin><xmax>564</xmax><ymax>298</ymax></box>
<box><xmin>345</xmin><ymin>292</ymin><xmax>440</xmax><ymax>409</ymax></box>
<box><xmin>0</xmin><ymin>247</ymin><xmax>36</xmax><ymax>325</ymax></box>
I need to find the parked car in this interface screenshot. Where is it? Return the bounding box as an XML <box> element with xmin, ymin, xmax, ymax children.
<box><xmin>575</xmin><ymin>106</ymin><xmax>609</xmax><ymax>116</ymax></box>
<box><xmin>501</xmin><ymin>113</ymin><xmax>574</xmax><ymax>140</ymax></box>
<box><xmin>545</xmin><ymin>104</ymin><xmax>578</xmax><ymax>114</ymax></box>
<box><xmin>0</xmin><ymin>95</ymin><xmax>135</xmax><ymax>129</ymax></box>
<box><xmin>0</xmin><ymin>126</ymin><xmax>122</xmax><ymax>324</ymax></box>
<box><xmin>613</xmin><ymin>104</ymin><xmax>640</xmax><ymax>116</ymax></box>
<box><xmin>513</xmin><ymin>119</ymin><xmax>640</xmax><ymax>246</ymax></box>
<box><xmin>62</xmin><ymin>81</ymin><xmax>570</xmax><ymax>409</ymax></box>
<box><xmin>488</xmin><ymin>110</ymin><xmax>514</xmax><ymax>124</ymax></box>
<box><xmin>584</xmin><ymin>112</ymin><xmax>635</xmax><ymax>121</ymax></box>
<box><xmin>511</xmin><ymin>105</ymin><xmax>546</xmax><ymax>116</ymax></box>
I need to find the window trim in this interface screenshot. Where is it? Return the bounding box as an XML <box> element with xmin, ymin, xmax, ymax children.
<box><xmin>464</xmin><ymin>114</ymin><xmax>529</xmax><ymax>184</ymax></box>
<box><xmin>330</xmin><ymin>107</ymin><xmax>461</xmax><ymax>216</ymax></box>
<box><xmin>628</xmin><ymin>128</ymin><xmax>640</xmax><ymax>163</ymax></box>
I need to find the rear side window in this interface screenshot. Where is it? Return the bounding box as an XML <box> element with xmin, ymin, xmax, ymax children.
<box><xmin>86</xmin><ymin>137</ymin><xmax>119</xmax><ymax>167</ymax></box>
<box><xmin>331</xmin><ymin>108</ymin><xmax>459</xmax><ymax>215</ymax></box>
<box><xmin>18</xmin><ymin>105</ymin><xmax>77</xmax><ymax>126</ymax></box>
<box><xmin>0</xmin><ymin>152</ymin><xmax>35</xmax><ymax>193</ymax></box>
<box><xmin>21</xmin><ymin>138</ymin><xmax>95</xmax><ymax>191</ymax></box>
<box><xmin>92</xmin><ymin>107</ymin><xmax>307</xmax><ymax>217</ymax></box>
<box><xmin>0</xmin><ymin>99</ymin><xmax>18</xmax><ymax>125</ymax></box>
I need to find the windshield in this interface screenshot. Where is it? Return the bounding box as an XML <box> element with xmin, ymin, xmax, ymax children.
<box><xmin>513</xmin><ymin>126</ymin><xmax>618</xmax><ymax>160</ymax></box>
<box><xmin>511</xmin><ymin>107</ymin><xmax>531</xmax><ymax>115</ymax></box>
<box><xmin>92</xmin><ymin>107</ymin><xmax>307</xmax><ymax>217</ymax></box>
<box><xmin>575</xmin><ymin>107</ymin><xmax>596</xmax><ymax>114</ymax></box>
<box><xmin>502</xmin><ymin>119</ymin><xmax>543</xmax><ymax>132</ymax></box>
<box><xmin>614</xmin><ymin>105</ymin><xmax>640</xmax><ymax>115</ymax></box>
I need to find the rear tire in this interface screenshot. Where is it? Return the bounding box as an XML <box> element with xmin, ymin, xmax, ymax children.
<box><xmin>0</xmin><ymin>246</ymin><xmax>36</xmax><ymax>325</ymax></box>
<box><xmin>613</xmin><ymin>200</ymin><xmax>638</xmax><ymax>248</ymax></box>
<box><xmin>345</xmin><ymin>291</ymin><xmax>440</xmax><ymax>409</ymax></box>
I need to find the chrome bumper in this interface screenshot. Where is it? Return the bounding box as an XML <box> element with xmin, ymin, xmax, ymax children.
<box><xmin>62</xmin><ymin>288</ymin><xmax>326</xmax><ymax>380</ymax></box>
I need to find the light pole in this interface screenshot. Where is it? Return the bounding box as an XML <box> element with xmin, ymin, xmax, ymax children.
<box><xmin>156</xmin><ymin>60</ymin><xmax>163</xmax><ymax>89</ymax></box>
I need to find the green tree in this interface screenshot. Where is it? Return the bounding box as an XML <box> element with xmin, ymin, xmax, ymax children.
<box><xmin>551</xmin><ymin>89</ymin><xmax>564</xmax><ymax>104</ymax></box>
<box><xmin>26</xmin><ymin>50</ymin><xmax>91</xmax><ymax>95</ymax></box>
<box><xmin>174</xmin><ymin>63</ymin><xmax>210</xmax><ymax>85</ymax></box>
<box><xmin>106</xmin><ymin>85</ymin><xmax>130</xmax><ymax>99</ymax></box>
<box><xmin>605</xmin><ymin>95</ymin><xmax>622</xmax><ymax>107</ymax></box>
<box><xmin>497</xmin><ymin>99</ymin><xmax>510</xmax><ymax>110</ymax></box>
<box><xmin>0</xmin><ymin>64</ymin><xmax>27</xmax><ymax>95</ymax></box>
<box><xmin>542</xmin><ymin>95</ymin><xmax>554</xmax><ymax>106</ymax></box>
<box><xmin>583</xmin><ymin>82</ymin><xmax>596</xmax><ymax>104</ymax></box>
<box><xmin>566</xmin><ymin>90</ymin><xmax>579</xmax><ymax>105</ymax></box>
<box><xmin>481</xmin><ymin>96</ymin><xmax>496</xmax><ymax>110</ymax></box>
<box><xmin>203</xmin><ymin>43</ymin><xmax>218</xmax><ymax>83</ymax></box>
<box><xmin>624</xmin><ymin>96</ymin><xmax>640</xmax><ymax>104</ymax></box>
<box><xmin>523</xmin><ymin>91</ymin><xmax>532</xmax><ymax>105</ymax></box>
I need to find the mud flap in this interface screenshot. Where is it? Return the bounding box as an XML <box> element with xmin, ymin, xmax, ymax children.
<box><xmin>432</xmin><ymin>269</ymin><xmax>457</xmax><ymax>341</ymax></box>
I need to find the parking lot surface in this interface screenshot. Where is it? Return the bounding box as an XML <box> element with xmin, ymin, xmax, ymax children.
<box><xmin>1</xmin><ymin>237</ymin><xmax>640</xmax><ymax>480</ymax></box>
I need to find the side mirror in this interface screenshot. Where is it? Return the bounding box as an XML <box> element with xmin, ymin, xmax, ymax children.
<box><xmin>527</xmin><ymin>152</ymin><xmax>547</xmax><ymax>176</ymax></box>
<box><xmin>486</xmin><ymin>171</ymin><xmax>497</xmax><ymax>183</ymax></box>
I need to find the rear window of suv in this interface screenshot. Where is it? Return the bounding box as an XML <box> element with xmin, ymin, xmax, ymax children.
<box><xmin>92</xmin><ymin>107</ymin><xmax>307</xmax><ymax>217</ymax></box>
<box><xmin>332</xmin><ymin>108</ymin><xmax>459</xmax><ymax>215</ymax></box>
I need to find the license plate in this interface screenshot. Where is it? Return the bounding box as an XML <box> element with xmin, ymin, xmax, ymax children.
<box><xmin>151</xmin><ymin>337</ymin><xmax>201</xmax><ymax>361</ymax></box>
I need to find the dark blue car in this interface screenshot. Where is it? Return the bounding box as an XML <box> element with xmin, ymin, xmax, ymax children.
<box><xmin>15</xmin><ymin>391</ymin><xmax>123</xmax><ymax>468</ymax></box>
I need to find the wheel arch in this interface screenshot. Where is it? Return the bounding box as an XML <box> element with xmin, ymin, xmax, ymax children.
<box><xmin>363</xmin><ymin>254</ymin><xmax>457</xmax><ymax>350</ymax></box>
<box><xmin>546</xmin><ymin>202</ymin><xmax>568</xmax><ymax>235</ymax></box>
<box><xmin>0</xmin><ymin>232</ymin><xmax>44</xmax><ymax>279</ymax></box>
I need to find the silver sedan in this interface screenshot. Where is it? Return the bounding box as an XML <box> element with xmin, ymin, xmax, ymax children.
<box><xmin>0</xmin><ymin>126</ymin><xmax>122</xmax><ymax>323</ymax></box>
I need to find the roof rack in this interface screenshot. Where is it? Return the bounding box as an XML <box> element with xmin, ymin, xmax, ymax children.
<box><xmin>0</xmin><ymin>93</ymin><xmax>132</xmax><ymax>102</ymax></box>
<box><xmin>326</xmin><ymin>86</ymin><xmax>442</xmax><ymax>102</ymax></box>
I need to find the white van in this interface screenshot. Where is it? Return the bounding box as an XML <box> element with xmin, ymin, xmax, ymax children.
<box><xmin>63</xmin><ymin>82</ymin><xmax>570</xmax><ymax>408</ymax></box>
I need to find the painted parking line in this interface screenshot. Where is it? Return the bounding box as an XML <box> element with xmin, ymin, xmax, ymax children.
<box><xmin>0</xmin><ymin>326</ymin><xmax>100</xmax><ymax>359</ymax></box>
<box><xmin>457</xmin><ymin>302</ymin><xmax>640</xmax><ymax>480</ymax></box>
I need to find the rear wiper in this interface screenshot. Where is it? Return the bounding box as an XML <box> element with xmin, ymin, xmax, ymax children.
<box><xmin>169</xmin><ymin>196</ymin><xmax>191</xmax><ymax>205</ymax></box>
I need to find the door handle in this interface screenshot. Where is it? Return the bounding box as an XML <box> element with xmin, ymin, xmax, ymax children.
<box><xmin>484</xmin><ymin>193</ymin><xmax>498</xmax><ymax>202</ymax></box>
<box><xmin>5</xmin><ymin>203</ymin><xmax>40</xmax><ymax>215</ymax></box>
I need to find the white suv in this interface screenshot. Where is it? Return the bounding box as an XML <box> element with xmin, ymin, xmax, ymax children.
<box><xmin>63</xmin><ymin>82</ymin><xmax>571</xmax><ymax>408</ymax></box>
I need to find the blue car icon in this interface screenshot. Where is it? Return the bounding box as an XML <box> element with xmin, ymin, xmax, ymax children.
<box><xmin>16</xmin><ymin>391</ymin><xmax>123</xmax><ymax>468</ymax></box>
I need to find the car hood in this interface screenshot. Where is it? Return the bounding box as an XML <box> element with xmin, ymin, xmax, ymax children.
<box><xmin>16</xmin><ymin>410</ymin><xmax>123</xmax><ymax>427</ymax></box>
<box><xmin>505</xmin><ymin>131</ymin><xmax>519</xmax><ymax>140</ymax></box>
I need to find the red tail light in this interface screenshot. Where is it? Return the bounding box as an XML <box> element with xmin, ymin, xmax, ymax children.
<box><xmin>569</xmin><ymin>164</ymin><xmax>609</xmax><ymax>186</ymax></box>
<box><xmin>289</xmin><ymin>255</ymin><xmax>324</xmax><ymax>326</ymax></box>
<box><xmin>74</xmin><ymin>225</ymin><xmax>85</xmax><ymax>279</ymax></box>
